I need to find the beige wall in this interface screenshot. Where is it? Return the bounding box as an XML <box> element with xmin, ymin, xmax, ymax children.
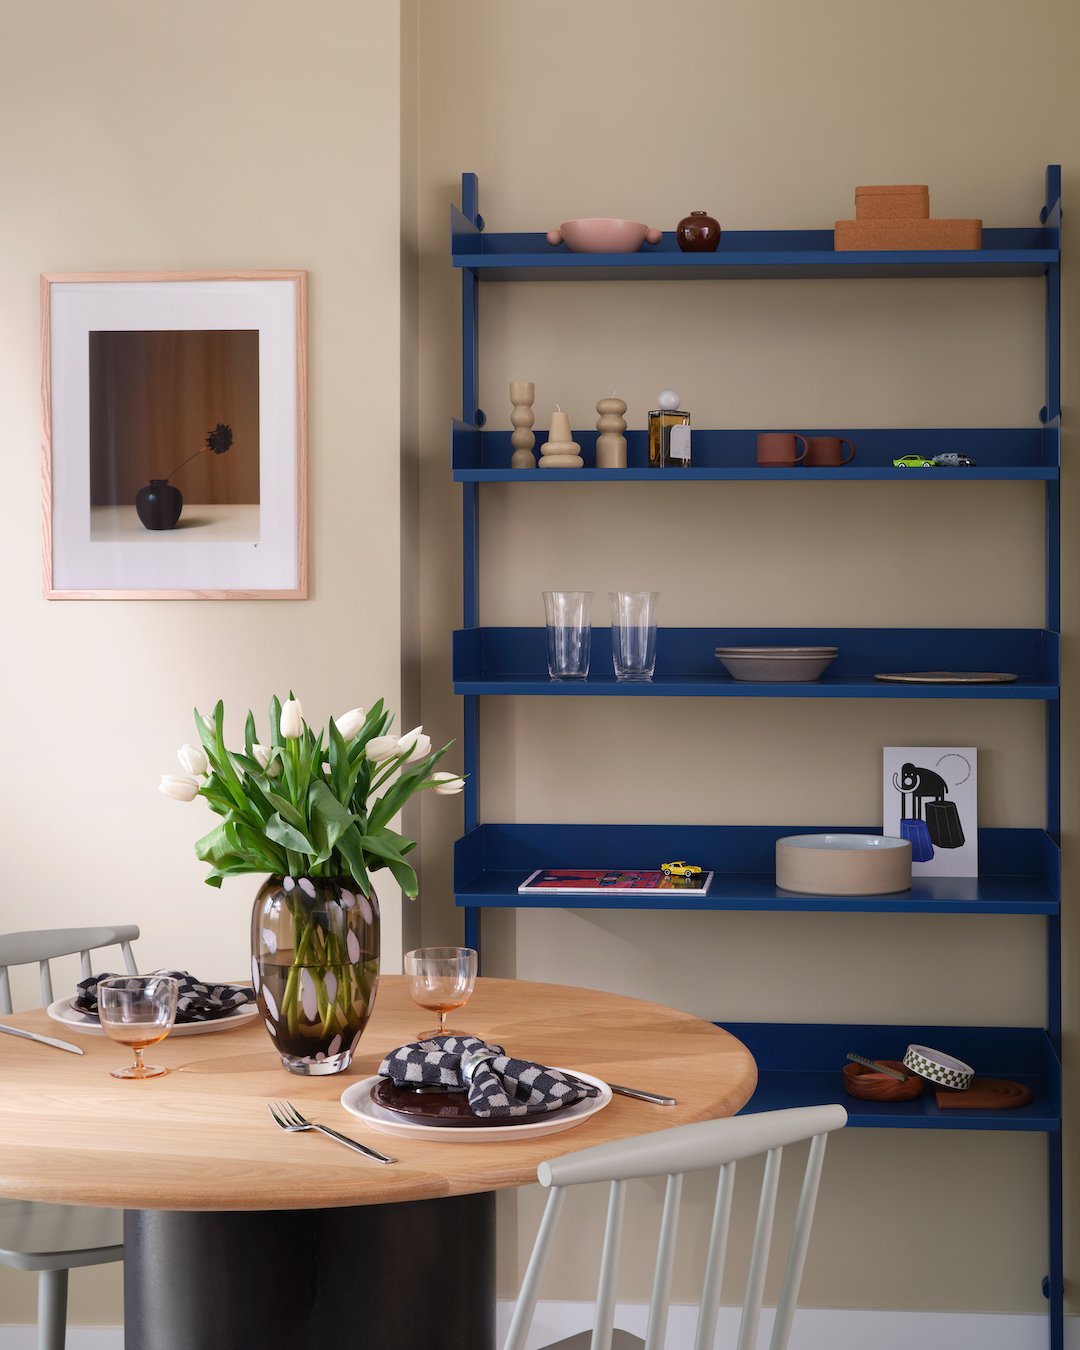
<box><xmin>414</xmin><ymin>0</ymin><xmax>1078</xmax><ymax>1317</ymax></box>
<box><xmin>0</xmin><ymin>0</ymin><xmax>408</xmax><ymax>1328</ymax></box>
<box><xmin>1</xmin><ymin>0</ymin><xmax>1076</xmax><ymax>1332</ymax></box>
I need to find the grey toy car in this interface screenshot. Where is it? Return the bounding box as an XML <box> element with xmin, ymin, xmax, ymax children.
<box><xmin>932</xmin><ymin>453</ymin><xmax>977</xmax><ymax>467</ymax></box>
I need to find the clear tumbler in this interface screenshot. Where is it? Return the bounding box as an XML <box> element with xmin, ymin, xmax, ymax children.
<box><xmin>609</xmin><ymin>591</ymin><xmax>660</xmax><ymax>681</ymax></box>
<box><xmin>542</xmin><ymin>591</ymin><xmax>593</xmax><ymax>680</ymax></box>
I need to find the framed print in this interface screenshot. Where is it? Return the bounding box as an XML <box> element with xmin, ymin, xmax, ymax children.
<box><xmin>42</xmin><ymin>270</ymin><xmax>307</xmax><ymax>599</ymax></box>
<box><xmin>883</xmin><ymin>746</ymin><xmax>978</xmax><ymax>877</ymax></box>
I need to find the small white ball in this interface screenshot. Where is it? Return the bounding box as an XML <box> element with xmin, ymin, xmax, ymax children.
<box><xmin>656</xmin><ymin>389</ymin><xmax>681</xmax><ymax>410</ymax></box>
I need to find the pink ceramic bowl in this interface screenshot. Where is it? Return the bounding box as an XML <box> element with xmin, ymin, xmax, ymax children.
<box><xmin>546</xmin><ymin>219</ymin><xmax>663</xmax><ymax>253</ymax></box>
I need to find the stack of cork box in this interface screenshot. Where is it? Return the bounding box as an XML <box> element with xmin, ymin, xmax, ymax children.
<box><xmin>835</xmin><ymin>185</ymin><xmax>982</xmax><ymax>251</ymax></box>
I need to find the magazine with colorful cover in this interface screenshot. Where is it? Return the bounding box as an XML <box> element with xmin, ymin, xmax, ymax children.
<box><xmin>518</xmin><ymin>868</ymin><xmax>714</xmax><ymax>897</ymax></box>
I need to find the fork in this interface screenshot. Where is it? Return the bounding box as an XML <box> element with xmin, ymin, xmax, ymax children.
<box><xmin>268</xmin><ymin>1100</ymin><xmax>397</xmax><ymax>1164</ymax></box>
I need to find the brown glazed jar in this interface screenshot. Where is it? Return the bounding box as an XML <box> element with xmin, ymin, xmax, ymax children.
<box><xmin>676</xmin><ymin>210</ymin><xmax>721</xmax><ymax>252</ymax></box>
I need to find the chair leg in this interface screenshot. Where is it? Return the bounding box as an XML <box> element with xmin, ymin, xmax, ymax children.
<box><xmin>37</xmin><ymin>1268</ymin><xmax>69</xmax><ymax>1350</ymax></box>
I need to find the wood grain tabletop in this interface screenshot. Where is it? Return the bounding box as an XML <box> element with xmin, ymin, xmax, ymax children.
<box><xmin>0</xmin><ymin>976</ymin><xmax>756</xmax><ymax>1212</ymax></box>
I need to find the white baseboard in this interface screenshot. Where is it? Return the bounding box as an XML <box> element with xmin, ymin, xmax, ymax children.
<box><xmin>1</xmin><ymin>1305</ymin><xmax>1075</xmax><ymax>1349</ymax></box>
<box><xmin>494</xmin><ymin>1301</ymin><xmax>1078</xmax><ymax>1350</ymax></box>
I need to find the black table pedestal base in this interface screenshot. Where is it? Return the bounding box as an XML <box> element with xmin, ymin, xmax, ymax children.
<box><xmin>124</xmin><ymin>1192</ymin><xmax>495</xmax><ymax>1350</ymax></box>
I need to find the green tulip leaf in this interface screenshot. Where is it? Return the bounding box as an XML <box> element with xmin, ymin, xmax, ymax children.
<box><xmin>265</xmin><ymin>813</ymin><xmax>317</xmax><ymax>856</ymax></box>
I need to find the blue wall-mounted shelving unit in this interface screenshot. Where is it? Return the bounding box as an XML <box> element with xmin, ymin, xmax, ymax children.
<box><xmin>450</xmin><ymin>166</ymin><xmax>1062</xmax><ymax>1346</ymax></box>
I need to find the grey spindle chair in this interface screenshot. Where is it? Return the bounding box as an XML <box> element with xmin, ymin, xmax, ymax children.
<box><xmin>0</xmin><ymin>926</ymin><xmax>139</xmax><ymax>1350</ymax></box>
<box><xmin>503</xmin><ymin>1103</ymin><xmax>848</xmax><ymax>1350</ymax></box>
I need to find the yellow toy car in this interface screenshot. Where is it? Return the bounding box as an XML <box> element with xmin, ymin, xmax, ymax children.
<box><xmin>661</xmin><ymin>861</ymin><xmax>703</xmax><ymax>878</ymax></box>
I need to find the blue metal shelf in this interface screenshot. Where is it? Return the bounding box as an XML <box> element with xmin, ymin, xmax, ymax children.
<box><xmin>452</xmin><ymin>218</ymin><xmax>1058</xmax><ymax>282</ymax></box>
<box><xmin>453</xmin><ymin>423</ymin><xmax>1059</xmax><ymax>480</ymax></box>
<box><xmin>724</xmin><ymin>1023</ymin><xmax>1060</xmax><ymax>1132</ymax></box>
<box><xmin>453</xmin><ymin>628</ymin><xmax>1059</xmax><ymax>700</ymax></box>
<box><xmin>454</xmin><ymin>824</ymin><xmax>1059</xmax><ymax>916</ymax></box>
<box><xmin>452</xmin><ymin>165</ymin><xmax>1064</xmax><ymax>1346</ymax></box>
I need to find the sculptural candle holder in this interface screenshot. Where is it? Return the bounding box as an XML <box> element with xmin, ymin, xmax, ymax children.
<box><xmin>510</xmin><ymin>381</ymin><xmax>537</xmax><ymax>469</ymax></box>
<box><xmin>595</xmin><ymin>395</ymin><xmax>627</xmax><ymax>468</ymax></box>
<box><xmin>540</xmin><ymin>406</ymin><xmax>584</xmax><ymax>468</ymax></box>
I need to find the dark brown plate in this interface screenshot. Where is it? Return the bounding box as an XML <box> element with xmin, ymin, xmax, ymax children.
<box><xmin>371</xmin><ymin>1079</ymin><xmax>573</xmax><ymax>1129</ymax></box>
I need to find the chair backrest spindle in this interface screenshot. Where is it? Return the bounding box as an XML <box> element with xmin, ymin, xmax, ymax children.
<box><xmin>508</xmin><ymin>1105</ymin><xmax>847</xmax><ymax>1350</ymax></box>
<box><xmin>643</xmin><ymin>1173</ymin><xmax>682</xmax><ymax>1350</ymax></box>
<box><xmin>692</xmin><ymin>1160</ymin><xmax>735</xmax><ymax>1350</ymax></box>
<box><xmin>590</xmin><ymin>1178</ymin><xmax>628</xmax><ymax>1350</ymax></box>
<box><xmin>736</xmin><ymin>1145</ymin><xmax>783</xmax><ymax>1350</ymax></box>
<box><xmin>769</xmin><ymin>1131</ymin><xmax>831</xmax><ymax>1350</ymax></box>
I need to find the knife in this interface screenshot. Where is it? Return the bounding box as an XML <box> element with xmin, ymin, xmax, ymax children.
<box><xmin>608</xmin><ymin>1083</ymin><xmax>676</xmax><ymax>1106</ymax></box>
<box><xmin>0</xmin><ymin>1023</ymin><xmax>84</xmax><ymax>1055</ymax></box>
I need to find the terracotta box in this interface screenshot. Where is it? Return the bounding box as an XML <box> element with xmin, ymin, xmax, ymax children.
<box><xmin>855</xmin><ymin>184</ymin><xmax>930</xmax><ymax>220</ymax></box>
<box><xmin>834</xmin><ymin>218</ymin><xmax>983</xmax><ymax>251</ymax></box>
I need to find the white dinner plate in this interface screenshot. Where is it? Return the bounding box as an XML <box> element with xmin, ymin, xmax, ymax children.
<box><xmin>46</xmin><ymin>996</ymin><xmax>258</xmax><ymax>1038</ymax></box>
<box><xmin>340</xmin><ymin>1069</ymin><xmax>612</xmax><ymax>1142</ymax></box>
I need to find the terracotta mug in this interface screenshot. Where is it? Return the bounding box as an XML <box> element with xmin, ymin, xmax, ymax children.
<box><xmin>805</xmin><ymin>435</ymin><xmax>856</xmax><ymax>467</ymax></box>
<box><xmin>757</xmin><ymin>432</ymin><xmax>808</xmax><ymax>466</ymax></box>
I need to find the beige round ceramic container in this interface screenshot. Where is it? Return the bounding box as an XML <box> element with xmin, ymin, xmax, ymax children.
<box><xmin>776</xmin><ymin>833</ymin><xmax>912</xmax><ymax>895</ymax></box>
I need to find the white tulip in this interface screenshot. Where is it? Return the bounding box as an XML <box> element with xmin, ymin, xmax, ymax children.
<box><xmin>198</xmin><ymin>711</ymin><xmax>215</xmax><ymax>732</ymax></box>
<box><xmin>252</xmin><ymin>744</ymin><xmax>282</xmax><ymax>779</ymax></box>
<box><xmin>280</xmin><ymin>698</ymin><xmax>304</xmax><ymax>739</ymax></box>
<box><xmin>159</xmin><ymin>774</ymin><xmax>200</xmax><ymax>802</ymax></box>
<box><xmin>335</xmin><ymin>707</ymin><xmax>366</xmax><ymax>740</ymax></box>
<box><xmin>177</xmin><ymin>744</ymin><xmax>208</xmax><ymax>776</ymax></box>
<box><xmin>432</xmin><ymin>772</ymin><xmax>465</xmax><ymax>795</ymax></box>
<box><xmin>365</xmin><ymin>734</ymin><xmax>399</xmax><ymax>763</ymax></box>
<box><xmin>397</xmin><ymin>726</ymin><xmax>432</xmax><ymax>763</ymax></box>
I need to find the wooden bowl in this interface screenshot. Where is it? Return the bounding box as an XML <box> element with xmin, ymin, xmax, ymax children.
<box><xmin>843</xmin><ymin>1060</ymin><xmax>924</xmax><ymax>1102</ymax></box>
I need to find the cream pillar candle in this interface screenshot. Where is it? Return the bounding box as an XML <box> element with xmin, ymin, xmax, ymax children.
<box><xmin>548</xmin><ymin>406</ymin><xmax>573</xmax><ymax>444</ymax></box>
<box><xmin>596</xmin><ymin>394</ymin><xmax>628</xmax><ymax>469</ymax></box>
<box><xmin>510</xmin><ymin>381</ymin><xmax>537</xmax><ymax>469</ymax></box>
<box><xmin>540</xmin><ymin>404</ymin><xmax>583</xmax><ymax>468</ymax></box>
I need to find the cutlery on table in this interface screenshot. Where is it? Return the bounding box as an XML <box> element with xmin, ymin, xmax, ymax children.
<box><xmin>407</xmin><ymin>1074</ymin><xmax>675</xmax><ymax>1107</ymax></box>
<box><xmin>268</xmin><ymin>1100</ymin><xmax>397</xmax><ymax>1164</ymax></box>
<box><xmin>409</xmin><ymin>1080</ymin><xmax>676</xmax><ymax>1106</ymax></box>
<box><xmin>607</xmin><ymin>1083</ymin><xmax>676</xmax><ymax>1106</ymax></box>
<box><xmin>0</xmin><ymin>1023</ymin><xmax>84</xmax><ymax>1055</ymax></box>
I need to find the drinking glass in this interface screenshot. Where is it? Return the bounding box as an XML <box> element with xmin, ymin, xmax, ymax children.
<box><xmin>609</xmin><ymin>590</ymin><xmax>660</xmax><ymax>681</ymax></box>
<box><xmin>97</xmin><ymin>975</ymin><xmax>179</xmax><ymax>1079</ymax></box>
<box><xmin>403</xmin><ymin>947</ymin><xmax>478</xmax><ymax>1038</ymax></box>
<box><xmin>542</xmin><ymin>590</ymin><xmax>592</xmax><ymax>680</ymax></box>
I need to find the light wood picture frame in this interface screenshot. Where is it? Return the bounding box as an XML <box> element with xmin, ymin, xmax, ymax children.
<box><xmin>42</xmin><ymin>270</ymin><xmax>307</xmax><ymax>599</ymax></box>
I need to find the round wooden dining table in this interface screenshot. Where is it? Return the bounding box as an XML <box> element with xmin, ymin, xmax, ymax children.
<box><xmin>0</xmin><ymin>976</ymin><xmax>756</xmax><ymax>1350</ymax></box>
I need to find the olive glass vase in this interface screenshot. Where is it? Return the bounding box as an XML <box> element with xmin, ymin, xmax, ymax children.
<box><xmin>251</xmin><ymin>876</ymin><xmax>380</xmax><ymax>1076</ymax></box>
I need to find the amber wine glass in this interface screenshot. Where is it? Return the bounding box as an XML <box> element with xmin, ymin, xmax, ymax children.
<box><xmin>97</xmin><ymin>975</ymin><xmax>179</xmax><ymax>1079</ymax></box>
<box><xmin>403</xmin><ymin>947</ymin><xmax>477</xmax><ymax>1038</ymax></box>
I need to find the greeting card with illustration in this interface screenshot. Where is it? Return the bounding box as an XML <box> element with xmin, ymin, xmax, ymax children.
<box><xmin>883</xmin><ymin>747</ymin><xmax>978</xmax><ymax>878</ymax></box>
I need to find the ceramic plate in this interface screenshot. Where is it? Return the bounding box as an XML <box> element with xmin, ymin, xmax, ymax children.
<box><xmin>340</xmin><ymin>1070</ymin><xmax>612</xmax><ymax>1142</ymax></box>
<box><xmin>46</xmin><ymin>996</ymin><xmax>258</xmax><ymax>1038</ymax></box>
<box><xmin>874</xmin><ymin>671</ymin><xmax>1018</xmax><ymax>684</ymax></box>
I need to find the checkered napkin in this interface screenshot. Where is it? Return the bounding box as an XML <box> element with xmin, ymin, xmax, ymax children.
<box><xmin>378</xmin><ymin>1034</ymin><xmax>601</xmax><ymax>1119</ymax></box>
<box><xmin>73</xmin><ymin>971</ymin><xmax>256</xmax><ymax>1024</ymax></box>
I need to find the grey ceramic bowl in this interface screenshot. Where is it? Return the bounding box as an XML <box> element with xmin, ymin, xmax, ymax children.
<box><xmin>714</xmin><ymin>647</ymin><xmax>838</xmax><ymax>682</ymax></box>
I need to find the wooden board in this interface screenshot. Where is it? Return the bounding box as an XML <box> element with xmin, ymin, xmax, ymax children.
<box><xmin>0</xmin><ymin>976</ymin><xmax>756</xmax><ymax>1212</ymax></box>
<box><xmin>935</xmin><ymin>1078</ymin><xmax>1033</xmax><ymax>1110</ymax></box>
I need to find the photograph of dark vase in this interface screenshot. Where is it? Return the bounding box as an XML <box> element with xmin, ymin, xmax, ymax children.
<box><xmin>133</xmin><ymin>421</ymin><xmax>233</xmax><ymax>532</ymax></box>
<box><xmin>676</xmin><ymin>210</ymin><xmax>721</xmax><ymax>252</ymax></box>
<box><xmin>134</xmin><ymin>479</ymin><xmax>184</xmax><ymax>530</ymax></box>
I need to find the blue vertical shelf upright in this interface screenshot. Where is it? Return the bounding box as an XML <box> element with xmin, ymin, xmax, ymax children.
<box><xmin>451</xmin><ymin>167</ymin><xmax>1062</xmax><ymax>1346</ymax></box>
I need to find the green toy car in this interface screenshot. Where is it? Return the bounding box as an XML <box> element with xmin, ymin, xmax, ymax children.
<box><xmin>892</xmin><ymin>455</ymin><xmax>936</xmax><ymax>469</ymax></box>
